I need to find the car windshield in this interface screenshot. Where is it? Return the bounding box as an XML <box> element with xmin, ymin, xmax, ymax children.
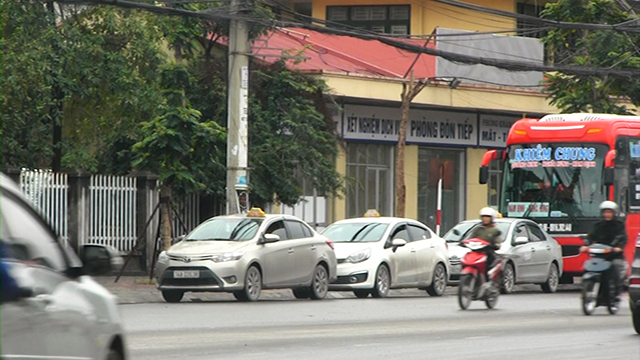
<box><xmin>462</xmin><ymin>222</ymin><xmax>512</xmax><ymax>241</ymax></box>
<box><xmin>500</xmin><ymin>143</ymin><xmax>608</xmax><ymax>218</ymax></box>
<box><xmin>443</xmin><ymin>222</ymin><xmax>478</xmax><ymax>243</ymax></box>
<box><xmin>321</xmin><ymin>222</ymin><xmax>388</xmax><ymax>243</ymax></box>
<box><xmin>187</xmin><ymin>218</ymin><xmax>263</xmax><ymax>241</ymax></box>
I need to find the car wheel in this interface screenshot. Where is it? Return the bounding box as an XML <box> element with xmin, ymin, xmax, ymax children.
<box><xmin>292</xmin><ymin>288</ymin><xmax>310</xmax><ymax>299</ymax></box>
<box><xmin>632</xmin><ymin>306</ymin><xmax>640</xmax><ymax>334</ymax></box>
<box><xmin>353</xmin><ymin>290</ymin><xmax>370</xmax><ymax>298</ymax></box>
<box><xmin>541</xmin><ymin>263</ymin><xmax>559</xmax><ymax>293</ymax></box>
<box><xmin>107</xmin><ymin>348</ymin><xmax>123</xmax><ymax>360</ymax></box>
<box><xmin>309</xmin><ymin>264</ymin><xmax>329</xmax><ymax>300</ymax></box>
<box><xmin>161</xmin><ymin>290</ymin><xmax>184</xmax><ymax>303</ymax></box>
<box><xmin>501</xmin><ymin>262</ymin><xmax>515</xmax><ymax>294</ymax></box>
<box><xmin>426</xmin><ymin>263</ymin><xmax>447</xmax><ymax>297</ymax></box>
<box><xmin>239</xmin><ymin>265</ymin><xmax>262</xmax><ymax>302</ymax></box>
<box><xmin>371</xmin><ymin>264</ymin><xmax>390</xmax><ymax>298</ymax></box>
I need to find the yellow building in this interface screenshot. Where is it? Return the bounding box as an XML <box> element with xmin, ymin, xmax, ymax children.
<box><xmin>272</xmin><ymin>0</ymin><xmax>557</xmax><ymax>232</ymax></box>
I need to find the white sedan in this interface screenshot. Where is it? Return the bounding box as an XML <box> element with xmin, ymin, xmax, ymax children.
<box><xmin>322</xmin><ymin>214</ymin><xmax>450</xmax><ymax>298</ymax></box>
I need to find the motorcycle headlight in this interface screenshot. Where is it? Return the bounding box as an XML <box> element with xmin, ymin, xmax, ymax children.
<box><xmin>212</xmin><ymin>251</ymin><xmax>244</xmax><ymax>263</ymax></box>
<box><xmin>158</xmin><ymin>251</ymin><xmax>169</xmax><ymax>262</ymax></box>
<box><xmin>347</xmin><ymin>248</ymin><xmax>371</xmax><ymax>264</ymax></box>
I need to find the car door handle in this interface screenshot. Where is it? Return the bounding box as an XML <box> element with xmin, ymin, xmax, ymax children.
<box><xmin>288</xmin><ymin>249</ymin><xmax>295</xmax><ymax>254</ymax></box>
<box><xmin>531</xmin><ymin>248</ymin><xmax>536</xmax><ymax>252</ymax></box>
<box><xmin>411</xmin><ymin>248</ymin><xmax>417</xmax><ymax>253</ymax></box>
<box><xmin>546</xmin><ymin>246</ymin><xmax>551</xmax><ymax>250</ymax></box>
<box><xmin>429</xmin><ymin>244</ymin><xmax>435</xmax><ymax>248</ymax></box>
<box><xmin>310</xmin><ymin>245</ymin><xmax>317</xmax><ymax>251</ymax></box>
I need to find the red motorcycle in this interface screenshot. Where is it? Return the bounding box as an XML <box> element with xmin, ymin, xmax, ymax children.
<box><xmin>457</xmin><ymin>238</ymin><xmax>503</xmax><ymax>310</ymax></box>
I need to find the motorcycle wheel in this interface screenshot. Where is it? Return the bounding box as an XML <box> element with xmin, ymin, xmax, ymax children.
<box><xmin>607</xmin><ymin>280</ymin><xmax>619</xmax><ymax>315</ymax></box>
<box><xmin>485</xmin><ymin>283</ymin><xmax>499</xmax><ymax>309</ymax></box>
<box><xmin>581</xmin><ymin>279</ymin><xmax>598</xmax><ymax>316</ymax></box>
<box><xmin>458</xmin><ymin>274</ymin><xmax>474</xmax><ymax>310</ymax></box>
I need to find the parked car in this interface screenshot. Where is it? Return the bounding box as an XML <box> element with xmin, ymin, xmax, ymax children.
<box><xmin>1</xmin><ymin>173</ymin><xmax>127</xmax><ymax>360</ymax></box>
<box><xmin>630</xmin><ymin>232</ymin><xmax>640</xmax><ymax>334</ymax></box>
<box><xmin>322</xmin><ymin>211</ymin><xmax>450</xmax><ymax>298</ymax></box>
<box><xmin>446</xmin><ymin>218</ymin><xmax>563</xmax><ymax>293</ymax></box>
<box><xmin>155</xmin><ymin>208</ymin><xmax>337</xmax><ymax>302</ymax></box>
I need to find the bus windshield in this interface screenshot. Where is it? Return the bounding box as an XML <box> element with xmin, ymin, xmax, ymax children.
<box><xmin>500</xmin><ymin>143</ymin><xmax>609</xmax><ymax>219</ymax></box>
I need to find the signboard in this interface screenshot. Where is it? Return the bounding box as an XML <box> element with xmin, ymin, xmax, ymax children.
<box><xmin>478</xmin><ymin>114</ymin><xmax>519</xmax><ymax>147</ymax></box>
<box><xmin>509</xmin><ymin>144</ymin><xmax>598</xmax><ymax>169</ymax></box>
<box><xmin>339</xmin><ymin>105</ymin><xmax>477</xmax><ymax>146</ymax></box>
<box><xmin>506</xmin><ymin>202</ymin><xmax>549</xmax><ymax>217</ymax></box>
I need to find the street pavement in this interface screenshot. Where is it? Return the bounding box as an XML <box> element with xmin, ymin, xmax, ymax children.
<box><xmin>115</xmin><ymin>282</ymin><xmax>640</xmax><ymax>360</ymax></box>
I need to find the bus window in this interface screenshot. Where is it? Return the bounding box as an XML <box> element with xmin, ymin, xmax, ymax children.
<box><xmin>500</xmin><ymin>143</ymin><xmax>609</xmax><ymax>219</ymax></box>
<box><xmin>628</xmin><ymin>137</ymin><xmax>640</xmax><ymax>211</ymax></box>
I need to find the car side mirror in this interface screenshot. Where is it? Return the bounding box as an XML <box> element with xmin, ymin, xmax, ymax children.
<box><xmin>262</xmin><ymin>233</ymin><xmax>280</xmax><ymax>244</ymax></box>
<box><xmin>80</xmin><ymin>245</ymin><xmax>118</xmax><ymax>276</ymax></box>
<box><xmin>391</xmin><ymin>238</ymin><xmax>407</xmax><ymax>247</ymax></box>
<box><xmin>513</xmin><ymin>236</ymin><xmax>529</xmax><ymax>246</ymax></box>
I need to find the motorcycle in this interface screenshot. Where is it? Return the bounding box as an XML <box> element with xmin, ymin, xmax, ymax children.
<box><xmin>581</xmin><ymin>241</ymin><xmax>623</xmax><ymax>315</ymax></box>
<box><xmin>457</xmin><ymin>238</ymin><xmax>503</xmax><ymax>310</ymax></box>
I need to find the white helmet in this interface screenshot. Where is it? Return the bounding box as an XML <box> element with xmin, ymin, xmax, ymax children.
<box><xmin>479</xmin><ymin>207</ymin><xmax>497</xmax><ymax>222</ymax></box>
<box><xmin>599</xmin><ymin>201</ymin><xmax>619</xmax><ymax>214</ymax></box>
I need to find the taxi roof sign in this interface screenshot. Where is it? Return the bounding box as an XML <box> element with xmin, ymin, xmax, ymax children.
<box><xmin>247</xmin><ymin>207</ymin><xmax>266</xmax><ymax>217</ymax></box>
<box><xmin>363</xmin><ymin>209</ymin><xmax>380</xmax><ymax>218</ymax></box>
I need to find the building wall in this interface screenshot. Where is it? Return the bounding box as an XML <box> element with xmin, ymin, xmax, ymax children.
<box><xmin>466</xmin><ymin>147</ymin><xmax>487</xmax><ymax>219</ymax></box>
<box><xmin>311</xmin><ymin>0</ymin><xmax>517</xmax><ymax>35</ymax></box>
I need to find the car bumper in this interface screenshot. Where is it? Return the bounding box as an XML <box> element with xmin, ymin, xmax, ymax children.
<box><xmin>448</xmin><ymin>259</ymin><xmax>462</xmax><ymax>284</ymax></box>
<box><xmin>155</xmin><ymin>259</ymin><xmax>246</xmax><ymax>292</ymax></box>
<box><xmin>328</xmin><ymin>260</ymin><xmax>377</xmax><ymax>290</ymax></box>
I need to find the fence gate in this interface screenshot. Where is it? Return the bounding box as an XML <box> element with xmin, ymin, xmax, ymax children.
<box><xmin>19</xmin><ymin>169</ymin><xmax>69</xmax><ymax>244</ymax></box>
<box><xmin>89</xmin><ymin>175</ymin><xmax>137</xmax><ymax>252</ymax></box>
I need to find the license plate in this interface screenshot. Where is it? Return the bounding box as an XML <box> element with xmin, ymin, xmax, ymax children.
<box><xmin>451</xmin><ymin>265</ymin><xmax>462</xmax><ymax>274</ymax></box>
<box><xmin>174</xmin><ymin>270</ymin><xmax>199</xmax><ymax>278</ymax></box>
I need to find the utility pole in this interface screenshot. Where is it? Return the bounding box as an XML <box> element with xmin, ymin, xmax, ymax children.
<box><xmin>226</xmin><ymin>0</ymin><xmax>250</xmax><ymax>214</ymax></box>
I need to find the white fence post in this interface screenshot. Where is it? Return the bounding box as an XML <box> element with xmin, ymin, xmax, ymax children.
<box><xmin>89</xmin><ymin>174</ymin><xmax>137</xmax><ymax>252</ymax></box>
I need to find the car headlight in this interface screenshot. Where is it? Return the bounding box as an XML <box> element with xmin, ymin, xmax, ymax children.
<box><xmin>158</xmin><ymin>251</ymin><xmax>169</xmax><ymax>262</ymax></box>
<box><xmin>212</xmin><ymin>251</ymin><xmax>244</xmax><ymax>263</ymax></box>
<box><xmin>347</xmin><ymin>248</ymin><xmax>371</xmax><ymax>263</ymax></box>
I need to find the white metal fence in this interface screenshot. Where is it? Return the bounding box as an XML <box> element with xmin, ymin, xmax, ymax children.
<box><xmin>19</xmin><ymin>169</ymin><xmax>69</xmax><ymax>244</ymax></box>
<box><xmin>89</xmin><ymin>175</ymin><xmax>137</xmax><ymax>252</ymax></box>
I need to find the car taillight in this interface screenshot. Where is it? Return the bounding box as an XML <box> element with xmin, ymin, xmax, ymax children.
<box><xmin>630</xmin><ymin>278</ymin><xmax>640</xmax><ymax>285</ymax></box>
<box><xmin>325</xmin><ymin>240</ymin><xmax>334</xmax><ymax>250</ymax></box>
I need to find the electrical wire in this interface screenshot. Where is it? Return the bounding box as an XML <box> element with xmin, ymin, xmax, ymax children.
<box><xmin>52</xmin><ymin>0</ymin><xmax>640</xmax><ymax>78</ymax></box>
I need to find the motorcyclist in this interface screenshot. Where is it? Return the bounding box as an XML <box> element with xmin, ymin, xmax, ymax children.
<box><xmin>468</xmin><ymin>207</ymin><xmax>503</xmax><ymax>280</ymax></box>
<box><xmin>581</xmin><ymin>201</ymin><xmax>627</xmax><ymax>299</ymax></box>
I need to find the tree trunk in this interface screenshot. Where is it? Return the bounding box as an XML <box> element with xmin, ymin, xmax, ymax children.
<box><xmin>160</xmin><ymin>184</ymin><xmax>173</xmax><ymax>251</ymax></box>
<box><xmin>396</xmin><ymin>82</ymin><xmax>411</xmax><ymax>218</ymax></box>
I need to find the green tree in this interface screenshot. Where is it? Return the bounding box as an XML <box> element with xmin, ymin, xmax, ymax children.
<box><xmin>132</xmin><ymin>63</ymin><xmax>225</xmax><ymax>249</ymax></box>
<box><xmin>541</xmin><ymin>0</ymin><xmax>640</xmax><ymax>114</ymax></box>
<box><xmin>1</xmin><ymin>1</ymin><xmax>166</xmax><ymax>171</ymax></box>
<box><xmin>248</xmin><ymin>62</ymin><xmax>343</xmax><ymax>207</ymax></box>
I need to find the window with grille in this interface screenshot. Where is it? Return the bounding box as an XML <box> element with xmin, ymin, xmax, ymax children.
<box><xmin>516</xmin><ymin>2</ymin><xmax>548</xmax><ymax>38</ymax></box>
<box><xmin>326</xmin><ymin>5</ymin><xmax>410</xmax><ymax>35</ymax></box>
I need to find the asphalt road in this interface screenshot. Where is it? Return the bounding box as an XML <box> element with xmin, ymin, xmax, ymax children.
<box><xmin>121</xmin><ymin>289</ymin><xmax>639</xmax><ymax>360</ymax></box>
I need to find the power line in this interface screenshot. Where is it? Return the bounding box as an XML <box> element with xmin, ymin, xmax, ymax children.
<box><xmin>53</xmin><ymin>0</ymin><xmax>640</xmax><ymax>78</ymax></box>
<box><xmin>428</xmin><ymin>0</ymin><xmax>640</xmax><ymax>33</ymax></box>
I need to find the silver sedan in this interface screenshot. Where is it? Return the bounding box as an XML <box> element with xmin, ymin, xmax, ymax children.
<box><xmin>446</xmin><ymin>218</ymin><xmax>563</xmax><ymax>293</ymax></box>
<box><xmin>155</xmin><ymin>209</ymin><xmax>337</xmax><ymax>302</ymax></box>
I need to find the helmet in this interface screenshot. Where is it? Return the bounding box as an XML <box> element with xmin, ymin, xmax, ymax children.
<box><xmin>599</xmin><ymin>201</ymin><xmax>619</xmax><ymax>214</ymax></box>
<box><xmin>479</xmin><ymin>207</ymin><xmax>497</xmax><ymax>222</ymax></box>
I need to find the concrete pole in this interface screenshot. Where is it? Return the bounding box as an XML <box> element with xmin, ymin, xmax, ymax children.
<box><xmin>226</xmin><ymin>0</ymin><xmax>250</xmax><ymax>214</ymax></box>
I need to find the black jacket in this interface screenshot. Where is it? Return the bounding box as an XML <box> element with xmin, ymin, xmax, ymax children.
<box><xmin>587</xmin><ymin>218</ymin><xmax>627</xmax><ymax>250</ymax></box>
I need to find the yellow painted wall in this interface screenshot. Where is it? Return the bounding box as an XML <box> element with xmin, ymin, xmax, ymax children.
<box><xmin>311</xmin><ymin>0</ymin><xmax>517</xmax><ymax>35</ymax></box>
<box><xmin>330</xmin><ymin>145</ymin><xmax>348</xmax><ymax>222</ymax></box>
<box><xmin>404</xmin><ymin>145</ymin><xmax>419</xmax><ymax>220</ymax></box>
<box><xmin>466</xmin><ymin>148</ymin><xmax>487</xmax><ymax>220</ymax></box>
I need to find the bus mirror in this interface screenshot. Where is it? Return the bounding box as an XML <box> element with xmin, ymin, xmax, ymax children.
<box><xmin>604</xmin><ymin>167</ymin><xmax>614</xmax><ymax>186</ymax></box>
<box><xmin>479</xmin><ymin>166</ymin><xmax>489</xmax><ymax>184</ymax></box>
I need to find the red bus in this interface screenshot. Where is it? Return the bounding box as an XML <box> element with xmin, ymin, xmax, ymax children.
<box><xmin>479</xmin><ymin>113</ymin><xmax>640</xmax><ymax>283</ymax></box>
